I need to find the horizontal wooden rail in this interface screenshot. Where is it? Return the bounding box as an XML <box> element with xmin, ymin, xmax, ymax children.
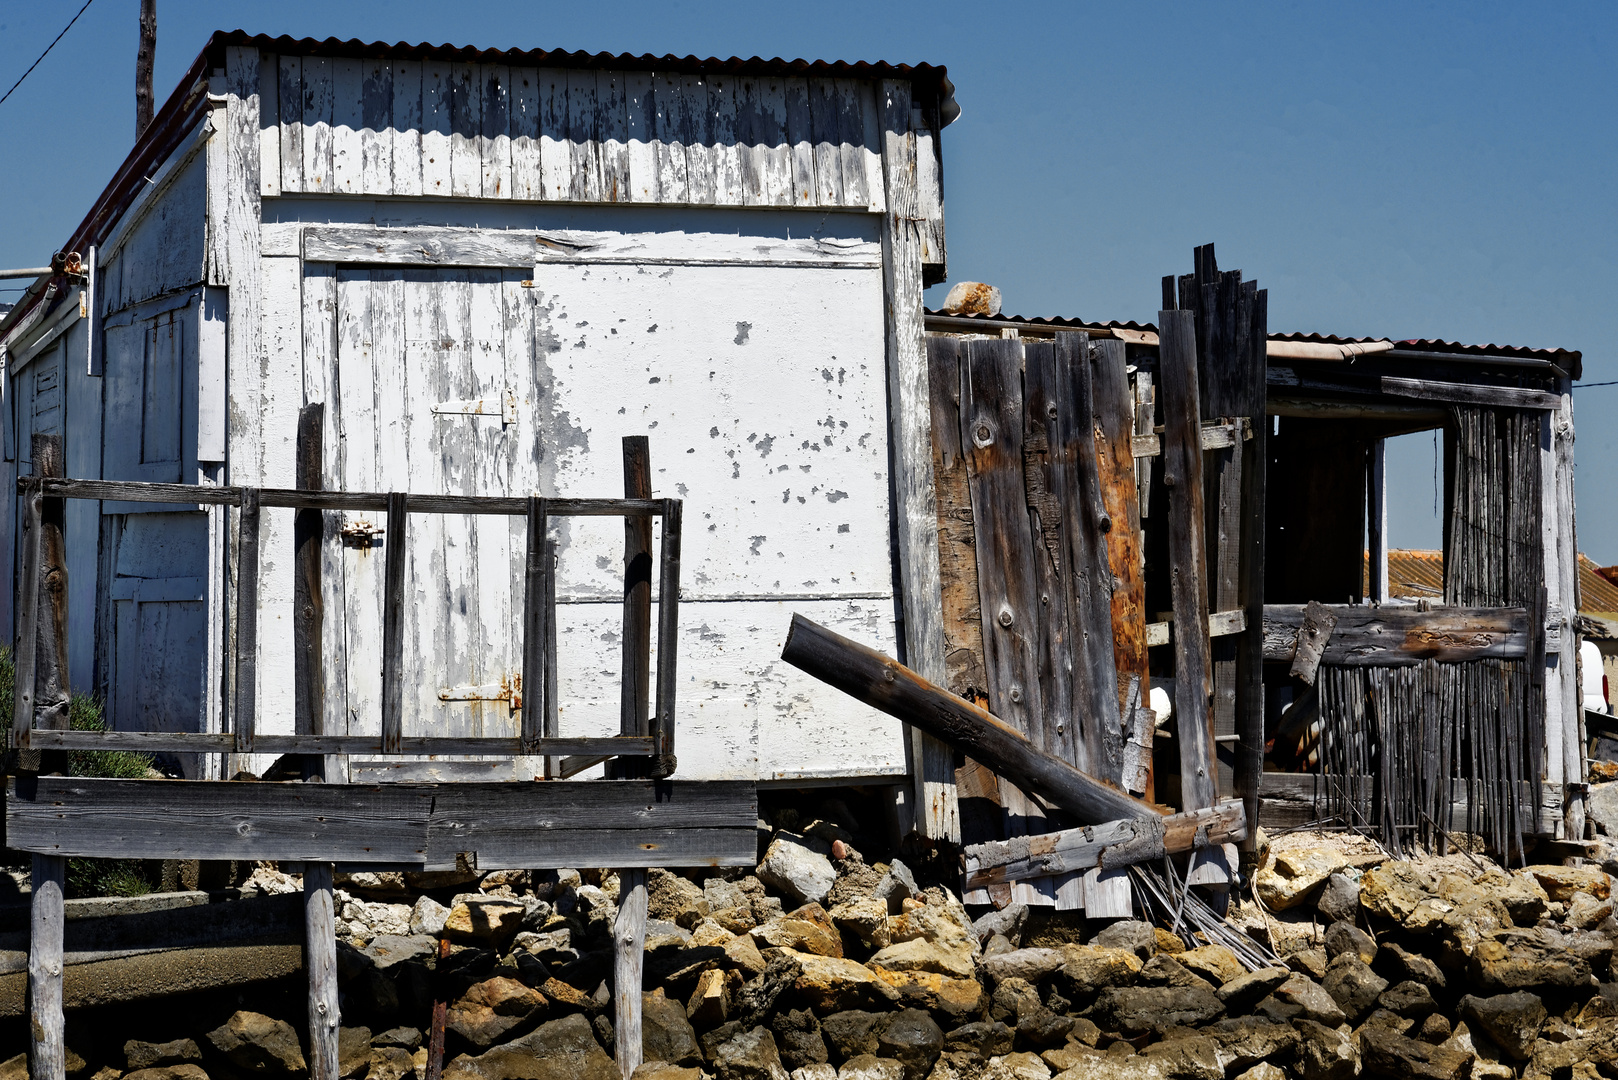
<box><xmin>24</xmin><ymin>732</ymin><xmax>656</xmax><ymax>756</ymax></box>
<box><xmin>1262</xmin><ymin>603</ymin><xmax>1529</xmax><ymax>666</ymax></box>
<box><xmin>26</xmin><ymin>478</ymin><xmax>667</xmax><ymax>518</ymax></box>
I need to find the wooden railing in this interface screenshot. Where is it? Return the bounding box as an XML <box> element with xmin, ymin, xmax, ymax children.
<box><xmin>11</xmin><ymin>459</ymin><xmax>683</xmax><ymax>775</ymax></box>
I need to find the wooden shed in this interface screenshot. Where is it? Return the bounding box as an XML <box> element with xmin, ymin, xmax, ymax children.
<box><xmin>0</xmin><ymin>33</ymin><xmax>960</xmax><ymax>836</ymax></box>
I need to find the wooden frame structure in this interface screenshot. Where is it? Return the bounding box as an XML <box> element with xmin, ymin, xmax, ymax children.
<box><xmin>7</xmin><ymin>451</ymin><xmax>759</xmax><ymax>1080</ymax></box>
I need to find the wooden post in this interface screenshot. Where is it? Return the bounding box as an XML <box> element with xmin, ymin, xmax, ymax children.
<box><xmin>294</xmin><ymin>405</ymin><xmax>329</xmax><ymax>782</ymax></box>
<box><xmin>521</xmin><ymin>497</ymin><xmax>551</xmax><ymax>762</ymax></box>
<box><xmin>1553</xmin><ymin>378</ymin><xmax>1584</xmax><ymax>838</ymax></box>
<box><xmin>614</xmin><ymin>867</ymin><xmax>649</xmax><ymax>1079</ymax></box>
<box><xmin>1234</xmin><ymin>286</ymin><xmax>1269</xmax><ymax>858</ymax></box>
<box><xmin>651</xmin><ymin>501</ymin><xmax>681</xmax><ymax>778</ymax></box>
<box><xmin>31</xmin><ymin>436</ymin><xmax>71</xmax><ymax>768</ymax></box>
<box><xmin>136</xmin><ymin>0</ymin><xmax>156</xmax><ymax>138</ymax></box>
<box><xmin>1368</xmin><ymin>439</ymin><xmax>1389</xmax><ymax>604</ymax></box>
<box><xmin>234</xmin><ymin>488</ymin><xmax>261</xmax><ymax>756</ymax></box>
<box><xmin>380</xmin><ymin>492</ymin><xmax>408</xmax><ymax>756</ymax></box>
<box><xmin>28</xmin><ymin>852</ymin><xmax>66</xmax><ymax>1080</ymax></box>
<box><xmin>305</xmin><ymin>861</ymin><xmax>340</xmax><ymax>1080</ymax></box>
<box><xmin>878</xmin><ymin>78</ymin><xmax>958</xmax><ymax>844</ymax></box>
<box><xmin>614</xmin><ymin>438</ymin><xmax>653</xmax><ymax>779</ymax></box>
<box><xmin>1158</xmin><ymin>311</ymin><xmax>1218</xmax><ymax>811</ymax></box>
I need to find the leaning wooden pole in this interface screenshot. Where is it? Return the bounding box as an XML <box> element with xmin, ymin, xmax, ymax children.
<box><xmin>614</xmin><ymin>868</ymin><xmax>649</xmax><ymax>1079</ymax></box>
<box><xmin>305</xmin><ymin>861</ymin><xmax>340</xmax><ymax>1079</ymax></box>
<box><xmin>781</xmin><ymin>614</ymin><xmax>1162</xmax><ymax>824</ymax></box>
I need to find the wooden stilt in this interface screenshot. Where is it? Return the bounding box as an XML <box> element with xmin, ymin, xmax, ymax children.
<box><xmin>305</xmin><ymin>862</ymin><xmax>339</xmax><ymax>1079</ymax></box>
<box><xmin>614</xmin><ymin>867</ymin><xmax>649</xmax><ymax>1079</ymax></box>
<box><xmin>28</xmin><ymin>853</ymin><xmax>66</xmax><ymax>1080</ymax></box>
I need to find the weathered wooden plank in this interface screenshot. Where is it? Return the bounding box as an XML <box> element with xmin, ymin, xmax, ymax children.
<box><xmin>614</xmin><ymin>867</ymin><xmax>647</xmax><ymax>1080</ymax></box>
<box><xmin>1266</xmin><ymin>367</ymin><xmax>1561</xmax><ymax>411</ymax></box>
<box><xmin>24</xmin><ymin>731</ymin><xmax>653</xmax><ymax>755</ymax></box>
<box><xmin>964</xmin><ymin>800</ymin><xmax>1246</xmax><ymax>887</ymax></box>
<box><xmin>652</xmin><ymin>501</ymin><xmax>683</xmax><ymax>776</ymax></box>
<box><xmin>380</xmin><ymin>491</ymin><xmax>407</xmax><ymax>754</ymax></box>
<box><xmin>652</xmin><ymin>71</ymin><xmax>689</xmax><ymax>203</ymax></box>
<box><xmin>678</xmin><ymin>73</ymin><xmax>715</xmax><ymax>205</ymax></box>
<box><xmin>782</xmin><ymin>615</ymin><xmax>1160</xmax><ymax>826</ymax></box>
<box><xmin>481</xmin><ymin>63</ymin><xmax>512</xmax><ymax>199</ymax></box>
<box><xmin>450</xmin><ymin>62</ymin><xmax>483</xmax><ymax>198</ymax></box>
<box><xmin>1158</xmin><ymin>309</ymin><xmax>1217</xmax><ymax>810</ymax></box>
<box><xmin>390</xmin><ymin>59</ymin><xmax>423</xmax><ymax>197</ymax></box>
<box><xmin>1287</xmin><ymin>600</ymin><xmax>1338</xmax><ymax>684</ymax></box>
<box><xmin>331</xmin><ymin>57</ymin><xmax>364</xmax><ymax>194</ymax></box>
<box><xmin>421</xmin><ymin>61</ymin><xmax>453</xmax><ymax>196</ymax></box>
<box><xmin>1092</xmin><ymin>340</ymin><xmax>1147</xmax><ymax>719</ymax></box>
<box><xmin>625</xmin><ymin>70</ymin><xmax>659</xmax><ymax>203</ymax></box>
<box><xmin>750</xmin><ymin>75</ymin><xmax>793</xmax><ymax>206</ymax></box>
<box><xmin>359</xmin><ymin>58</ymin><xmax>394</xmax><ymax>195</ymax></box>
<box><xmin>294</xmin><ymin>404</ymin><xmax>327</xmax><ymax>778</ymax></box>
<box><xmin>259</xmin><ymin>54</ymin><xmax>281</xmax><ymax>197</ymax></box>
<box><xmin>520</xmin><ymin>497</ymin><xmax>549</xmax><ymax>753</ymax></box>
<box><xmin>1262</xmin><ymin>604</ymin><xmax>1529</xmax><ymax>665</ymax></box>
<box><xmin>833</xmin><ymin>78</ymin><xmax>869</xmax><ymax>209</ymax></box>
<box><xmin>912</xmin><ymin>106</ymin><xmax>944</xmax><ymax>278</ymax></box>
<box><xmin>708</xmin><ymin>75</ymin><xmax>742</xmax><ymax>206</ymax></box>
<box><xmin>1257</xmin><ymin>772</ymin><xmax>1539</xmax><ymax>833</ymax></box>
<box><xmin>510</xmin><ymin>66</ymin><xmax>542</xmax><ymax>201</ymax></box>
<box><xmin>29</xmin><ymin>854</ymin><xmax>66</xmax><ymax>1080</ymax></box>
<box><xmin>7</xmin><ymin>778</ymin><xmax>431</xmax><ymax>861</ymax></box>
<box><xmin>300</xmin><ymin>56</ymin><xmax>334</xmax><ymax>191</ymax></box>
<box><xmin>926</xmin><ymin>337</ymin><xmax>987</xmax><ymax>705</ymax></box>
<box><xmin>305</xmin><ymin>862</ymin><xmax>339</xmax><ymax>1080</ymax></box>
<box><xmin>538</xmin><ymin>68</ymin><xmax>570</xmax><ymax>200</ymax></box>
<box><xmin>277</xmin><ymin>55</ymin><xmax>303</xmax><ymax>193</ymax></box>
<box><xmin>808</xmin><ymin>78</ymin><xmax>843</xmax><ymax>206</ymax></box>
<box><xmin>566</xmin><ymin>68</ymin><xmax>603</xmax><ymax>202</ymax></box>
<box><xmin>783</xmin><ymin>77</ymin><xmax>815</xmax><ymax>205</ymax></box>
<box><xmin>618</xmin><ymin>441</ymin><xmax>653</xmax><ymax>776</ymax></box>
<box><xmin>234</xmin><ymin>488</ymin><xmax>261</xmax><ymax>754</ymax></box>
<box><xmin>11</xmin><ymin>479</ymin><xmax>42</xmax><ymax>748</ymax></box>
<box><xmin>597</xmin><ymin>70</ymin><xmax>629</xmax><ymax>203</ymax></box>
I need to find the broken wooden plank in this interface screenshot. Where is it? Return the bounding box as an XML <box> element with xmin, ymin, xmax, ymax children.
<box><xmin>1262</xmin><ymin>604</ymin><xmax>1529</xmax><ymax>666</ymax></box>
<box><xmin>780</xmin><ymin>614</ymin><xmax>1162</xmax><ymax>825</ymax></box>
<box><xmin>964</xmin><ymin>799</ymin><xmax>1247</xmax><ymax>888</ymax></box>
<box><xmin>1288</xmin><ymin>600</ymin><xmax>1339</xmax><ymax>685</ymax></box>
<box><xmin>1093</xmin><ymin>340</ymin><xmax>1148</xmax><ymax>724</ymax></box>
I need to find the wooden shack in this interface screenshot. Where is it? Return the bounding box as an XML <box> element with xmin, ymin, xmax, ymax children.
<box><xmin>925</xmin><ymin>246</ymin><xmax>1588</xmax><ymax>907</ymax></box>
<box><xmin>0</xmin><ymin>33</ymin><xmax>961</xmax><ymax>836</ymax></box>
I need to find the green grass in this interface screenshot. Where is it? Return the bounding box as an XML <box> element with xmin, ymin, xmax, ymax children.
<box><xmin>1</xmin><ymin>647</ymin><xmax>158</xmax><ymax>897</ymax></box>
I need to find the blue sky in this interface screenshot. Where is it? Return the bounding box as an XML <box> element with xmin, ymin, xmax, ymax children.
<box><xmin>2</xmin><ymin>1</ymin><xmax>1614</xmax><ymax>559</ymax></box>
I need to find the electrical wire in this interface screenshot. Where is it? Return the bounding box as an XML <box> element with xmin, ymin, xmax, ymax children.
<box><xmin>1573</xmin><ymin>380</ymin><xmax>1618</xmax><ymax>388</ymax></box>
<box><xmin>0</xmin><ymin>0</ymin><xmax>97</xmax><ymax>109</ymax></box>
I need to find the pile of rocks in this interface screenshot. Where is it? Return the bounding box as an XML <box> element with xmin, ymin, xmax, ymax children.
<box><xmin>8</xmin><ymin>799</ymin><xmax>1618</xmax><ymax>1080</ymax></box>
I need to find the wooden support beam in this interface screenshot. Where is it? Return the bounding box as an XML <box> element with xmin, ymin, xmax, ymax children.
<box><xmin>234</xmin><ymin>488</ymin><xmax>261</xmax><ymax>755</ymax></box>
<box><xmin>615</xmin><ymin>438</ymin><xmax>653</xmax><ymax>779</ymax></box>
<box><xmin>964</xmin><ymin>800</ymin><xmax>1247</xmax><ymax>888</ymax></box>
<box><xmin>28</xmin><ymin>853</ymin><xmax>66</xmax><ymax>1080</ymax></box>
<box><xmin>614</xmin><ymin>868</ymin><xmax>648</xmax><ymax>1080</ymax></box>
<box><xmin>1158</xmin><ymin>310</ymin><xmax>1218</xmax><ymax>810</ymax></box>
<box><xmin>1368</xmin><ymin>439</ymin><xmax>1389</xmax><ymax>604</ymax></box>
<box><xmin>780</xmin><ymin>614</ymin><xmax>1162</xmax><ymax>825</ymax></box>
<box><xmin>651</xmin><ymin>501</ymin><xmax>681</xmax><ymax>778</ymax></box>
<box><xmin>294</xmin><ymin>405</ymin><xmax>330</xmax><ymax>782</ymax></box>
<box><xmin>1287</xmin><ymin>600</ymin><xmax>1339</xmax><ymax>686</ymax></box>
<box><xmin>305</xmin><ymin>862</ymin><xmax>339</xmax><ymax>1080</ymax></box>
<box><xmin>521</xmin><ymin>497</ymin><xmax>550</xmax><ymax>759</ymax></box>
<box><xmin>1262</xmin><ymin>604</ymin><xmax>1529</xmax><ymax>665</ymax></box>
<box><xmin>380</xmin><ymin>492</ymin><xmax>408</xmax><ymax>756</ymax></box>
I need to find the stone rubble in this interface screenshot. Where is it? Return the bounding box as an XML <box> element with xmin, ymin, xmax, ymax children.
<box><xmin>27</xmin><ymin>793</ymin><xmax>1618</xmax><ymax>1080</ymax></box>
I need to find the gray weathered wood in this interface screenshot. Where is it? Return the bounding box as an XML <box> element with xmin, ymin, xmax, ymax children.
<box><xmin>22</xmin><ymin>731</ymin><xmax>653</xmax><ymax>756</ymax></box>
<box><xmin>11</xmin><ymin>479</ymin><xmax>41</xmax><ymax>750</ymax></box>
<box><xmin>618</xmin><ymin>439</ymin><xmax>653</xmax><ymax>778</ymax></box>
<box><xmin>1257</xmin><ymin>771</ymin><xmax>1539</xmax><ymax>833</ymax></box>
<box><xmin>1288</xmin><ymin>600</ymin><xmax>1339</xmax><ymax>685</ymax></box>
<box><xmin>28</xmin><ymin>853</ymin><xmax>66</xmax><ymax>1080</ymax></box>
<box><xmin>305</xmin><ymin>862</ymin><xmax>340</xmax><ymax>1080</ymax></box>
<box><xmin>234</xmin><ymin>488</ymin><xmax>261</xmax><ymax>754</ymax></box>
<box><xmin>1158</xmin><ymin>310</ymin><xmax>1217</xmax><ymax>810</ymax></box>
<box><xmin>1266</xmin><ymin>367</ymin><xmax>1561</xmax><ymax>411</ymax></box>
<box><xmin>1368</xmin><ymin>439</ymin><xmax>1389</xmax><ymax>603</ymax></box>
<box><xmin>879</xmin><ymin>78</ymin><xmax>956</xmax><ymax>843</ymax></box>
<box><xmin>1263</xmin><ymin>604</ymin><xmax>1529</xmax><ymax>665</ymax></box>
<box><xmin>295</xmin><ymin>405</ymin><xmax>328</xmax><ymax>781</ymax></box>
<box><xmin>380</xmin><ymin>492</ymin><xmax>408</xmax><ymax>755</ymax></box>
<box><xmin>964</xmin><ymin>800</ymin><xmax>1246</xmax><ymax>887</ymax></box>
<box><xmin>521</xmin><ymin>497</ymin><xmax>550</xmax><ymax>754</ymax></box>
<box><xmin>614</xmin><ymin>867</ymin><xmax>648</xmax><ymax>1080</ymax></box>
<box><xmin>651</xmin><ymin>501</ymin><xmax>681</xmax><ymax>777</ymax></box>
<box><xmin>781</xmin><ymin>614</ymin><xmax>1161</xmax><ymax>825</ymax></box>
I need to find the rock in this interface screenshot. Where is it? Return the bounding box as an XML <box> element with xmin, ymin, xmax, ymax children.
<box><xmin>1141</xmin><ymin>1034</ymin><xmax>1223</xmax><ymax>1080</ymax></box>
<box><xmin>831</xmin><ymin>899</ymin><xmax>893</xmax><ymax>949</ymax></box>
<box><xmin>1566</xmin><ymin>890</ymin><xmax>1614</xmax><ymax>929</ymax></box>
<box><xmin>368</xmin><ymin>1047</ymin><xmax>417</xmax><ymax>1080</ymax></box>
<box><xmin>1090</xmin><ymin>986</ymin><xmax>1224</xmax><ymax>1036</ymax></box>
<box><xmin>1256</xmin><ymin>847</ymin><xmax>1349</xmax><ymax>911</ymax></box>
<box><xmin>710</xmin><ymin>1026</ymin><xmax>791</xmax><ymax>1080</ymax></box>
<box><xmin>1323</xmin><ymin>921</ymin><xmax>1376</xmax><ymax>965</ymax></box>
<box><xmin>1056</xmin><ymin>945</ymin><xmax>1144</xmax><ymax>1000</ymax></box>
<box><xmin>772</xmin><ymin>1009</ymin><xmax>830</xmax><ymax>1071</ymax></box>
<box><xmin>1154</xmin><ymin>928</ymin><xmax>1185</xmax><ymax>954</ymax></box>
<box><xmin>689</xmin><ymin>967</ymin><xmax>731</xmax><ymax>1028</ymax></box>
<box><xmin>1201</xmin><ymin>1017</ymin><xmax>1299</xmax><ymax>1073</ymax></box>
<box><xmin>866</xmin><ymin>968</ymin><xmax>984</xmax><ymax>1024</ymax></box>
<box><xmin>942</xmin><ymin>1020</ymin><xmax>1015</xmax><ymax>1057</ymax></box>
<box><xmin>1359</xmin><ymin>1007</ymin><xmax>1414</xmax><ymax>1035</ymax></box>
<box><xmin>735</xmin><ymin>954</ymin><xmax>805</xmax><ymax>1028</ymax></box>
<box><xmin>1014</xmin><ymin>1007</ymin><xmax>1072</xmax><ymax>1049</ymax></box>
<box><xmin>987</xmin><ymin>976</ymin><xmax>1040</xmax><ymax>1024</ymax></box>
<box><xmin>375</xmin><ymin>1027</ymin><xmax>424</xmax><ymax>1049</ymax></box>
<box><xmin>1040</xmin><ymin>1046</ymin><xmax>1104</xmax><ymax>1074</ymax></box>
<box><xmin>1215</xmin><ymin>966</ymin><xmax>1291</xmax><ymax>1013</ymax></box>
<box><xmin>1273</xmin><ymin>973</ymin><xmax>1347</xmax><ymax>1026</ymax></box>
<box><xmin>1359</xmin><ymin>863</ymin><xmax>1433</xmax><ymax>924</ymax></box>
<box><xmin>633</xmin><ymin>1066</ymin><xmax>705</xmax><ymax>1080</ymax></box>
<box><xmin>972</xmin><ymin>904</ymin><xmax>1029</xmax><ymax>947</ymax></box>
<box><xmin>1233</xmin><ymin>1066</ymin><xmax>1287</xmax><ymax>1080</ymax></box>
<box><xmin>871</xmin><ymin>1011</ymin><xmax>942</xmax><ymax>1080</ymax></box>
<box><xmin>643</xmin><ymin>988</ymin><xmax>702</xmax><ymax>1067</ymax></box>
<box><xmin>870</xmin><ymin>938</ymin><xmax>976</xmax><ymax>980</ymax></box>
<box><xmin>1526</xmin><ymin>863</ymin><xmax>1612</xmax><ymax>902</ymax></box>
<box><xmin>205</xmin><ymin>1011</ymin><xmax>307</xmax><ymax>1074</ymax></box>
<box><xmin>1175</xmin><ymin>945</ymin><xmax>1244</xmax><ymax>986</ymax></box>
<box><xmin>1315</xmin><ymin>873</ymin><xmax>1361</xmax><ymax>925</ymax></box>
<box><xmin>1090</xmin><ymin>921</ymin><xmax>1157</xmax><ymax>961</ymax></box>
<box><xmin>338</xmin><ymin>1027</ymin><xmax>373</xmax><ymax>1079</ymax></box>
<box><xmin>939</xmin><ymin>282</ymin><xmax>1003</xmax><ymax>317</ymax></box>
<box><xmin>1460</xmin><ymin>991</ymin><xmax>1546</xmax><ymax>1061</ymax></box>
<box><xmin>822</xmin><ymin>1011</ymin><xmax>892</xmax><ymax>1061</ymax></box>
<box><xmin>541</xmin><ymin>976</ymin><xmax>600</xmax><ymax>1013</ymax></box>
<box><xmin>442</xmin><ymin>1013</ymin><xmax>617</xmax><ymax>1080</ymax></box>
<box><xmin>760</xmin><ymin>833</ymin><xmax>839</xmax><ymax>907</ymax></box>
<box><xmin>125</xmin><ymin>1039</ymin><xmax>202</xmax><ymax>1071</ymax></box>
<box><xmin>1357</xmin><ymin>1026</ymin><xmax>1471</xmax><ymax>1080</ymax></box>
<box><xmin>755</xmin><ymin>912</ymin><xmax>845</xmax><ymax>959</ymax></box>
<box><xmin>1321</xmin><ymin>953</ymin><xmax>1387</xmax><ymax>1022</ymax></box>
<box><xmin>982</xmin><ymin>948</ymin><xmax>1067</xmax><ymax>986</ymax></box>
<box><xmin>123</xmin><ymin>1070</ymin><xmax>209</xmax><ymax>1080</ymax></box>
<box><xmin>444</xmin><ymin>898</ymin><xmax>528</xmax><ymax>948</ymax></box>
<box><xmin>1292</xmin><ymin>1018</ymin><xmax>1357</xmax><ymax>1080</ymax></box>
<box><xmin>1286</xmin><ymin>948</ymin><xmax>1328</xmax><ymax>980</ymax></box>
<box><xmin>1137</xmin><ymin>953</ymin><xmax>1214</xmax><ymax>992</ymax></box>
<box><xmin>1468</xmin><ymin>928</ymin><xmax>1593</xmax><ymax>989</ymax></box>
<box><xmin>727</xmin><ymin>933</ymin><xmax>769</xmax><ymax>977</ymax></box>
<box><xmin>872</xmin><ymin>860</ymin><xmax>920</xmax><ymax>914</ymax></box>
<box><xmin>836</xmin><ymin>1057</ymin><xmax>906</xmax><ymax>1080</ymax></box>
<box><xmin>447</xmin><ymin>977</ymin><xmax>548</xmax><ymax>1049</ymax></box>
<box><xmin>982</xmin><ymin>1052</ymin><xmax>1051</xmax><ymax>1080</ymax></box>
<box><xmin>792</xmin><ymin>1068</ymin><xmax>839</xmax><ymax>1080</ymax></box>
<box><xmin>1376</xmin><ymin>940</ymin><xmax>1445</xmax><ymax>989</ymax></box>
<box><xmin>646</xmin><ymin>944</ymin><xmax>729</xmax><ymax>993</ymax></box>
<box><xmin>650</xmin><ymin>869</ymin><xmax>709</xmax><ymax>921</ymax></box>
<box><xmin>1377</xmin><ymin>980</ymin><xmax>1434</xmax><ymax>1020</ymax></box>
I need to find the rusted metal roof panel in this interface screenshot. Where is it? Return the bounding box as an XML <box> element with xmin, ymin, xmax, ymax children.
<box><xmin>1378</xmin><ymin>549</ymin><xmax>1618</xmax><ymax>618</ymax></box>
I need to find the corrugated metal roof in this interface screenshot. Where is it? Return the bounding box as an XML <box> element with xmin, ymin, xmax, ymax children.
<box><xmin>1375</xmin><ymin>549</ymin><xmax>1618</xmax><ymax>617</ymax></box>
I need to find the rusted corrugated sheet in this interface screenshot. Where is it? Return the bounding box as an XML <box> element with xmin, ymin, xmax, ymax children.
<box><xmin>1377</xmin><ymin>548</ymin><xmax>1618</xmax><ymax>618</ymax></box>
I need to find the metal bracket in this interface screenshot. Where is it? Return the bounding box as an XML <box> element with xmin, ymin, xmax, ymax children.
<box><xmin>432</xmin><ymin>389</ymin><xmax>518</xmax><ymax>426</ymax></box>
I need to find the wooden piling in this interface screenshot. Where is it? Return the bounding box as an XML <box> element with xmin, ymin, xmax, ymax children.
<box><xmin>28</xmin><ymin>853</ymin><xmax>66</xmax><ymax>1080</ymax></box>
<box><xmin>614</xmin><ymin>867</ymin><xmax>649</xmax><ymax>1078</ymax></box>
<box><xmin>294</xmin><ymin>404</ymin><xmax>329</xmax><ymax>782</ymax></box>
<box><xmin>614</xmin><ymin>438</ymin><xmax>653</xmax><ymax>779</ymax></box>
<box><xmin>305</xmin><ymin>861</ymin><xmax>340</xmax><ymax>1079</ymax></box>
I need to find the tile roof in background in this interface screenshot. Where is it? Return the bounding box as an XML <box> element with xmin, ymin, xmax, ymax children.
<box><xmin>1376</xmin><ymin>549</ymin><xmax>1618</xmax><ymax>618</ymax></box>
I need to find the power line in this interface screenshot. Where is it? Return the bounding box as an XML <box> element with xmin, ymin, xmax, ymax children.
<box><xmin>1574</xmin><ymin>380</ymin><xmax>1618</xmax><ymax>388</ymax></box>
<box><xmin>0</xmin><ymin>0</ymin><xmax>97</xmax><ymax>109</ymax></box>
